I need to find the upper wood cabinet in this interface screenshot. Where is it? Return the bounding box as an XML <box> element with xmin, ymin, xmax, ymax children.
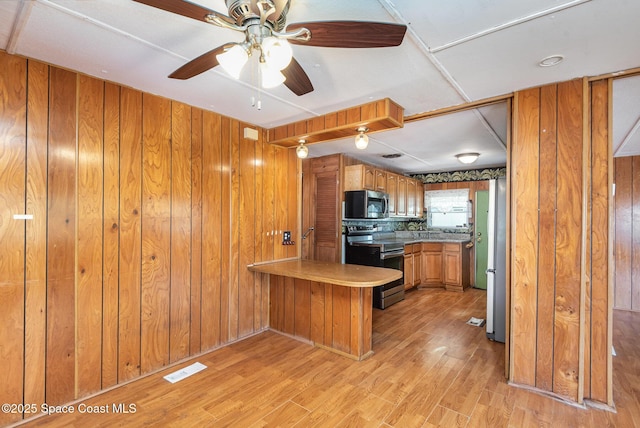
<box><xmin>387</xmin><ymin>173</ymin><xmax>397</xmax><ymax>215</ymax></box>
<box><xmin>406</xmin><ymin>179</ymin><xmax>416</xmax><ymax>217</ymax></box>
<box><xmin>343</xmin><ymin>164</ymin><xmax>423</xmax><ymax>218</ymax></box>
<box><xmin>416</xmin><ymin>183</ymin><xmax>424</xmax><ymax>217</ymax></box>
<box><xmin>375</xmin><ymin>169</ymin><xmax>387</xmax><ymax>191</ymax></box>
<box><xmin>344</xmin><ymin>164</ymin><xmax>375</xmax><ymax>191</ymax></box>
<box><xmin>396</xmin><ymin>176</ymin><xmax>407</xmax><ymax>216</ymax></box>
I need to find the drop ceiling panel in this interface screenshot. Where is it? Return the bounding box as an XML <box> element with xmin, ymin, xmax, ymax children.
<box><xmin>432</xmin><ymin>0</ymin><xmax>640</xmax><ymax>101</ymax></box>
<box><xmin>391</xmin><ymin>0</ymin><xmax>588</xmax><ymax>49</ymax></box>
<box><xmin>0</xmin><ymin>1</ymin><xmax>21</xmax><ymax>50</ymax></box>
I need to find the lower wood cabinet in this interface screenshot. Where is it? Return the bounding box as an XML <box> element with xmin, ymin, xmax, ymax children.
<box><xmin>421</xmin><ymin>243</ymin><xmax>443</xmax><ymax>287</ymax></box>
<box><xmin>443</xmin><ymin>242</ymin><xmax>470</xmax><ymax>292</ymax></box>
<box><xmin>417</xmin><ymin>241</ymin><xmax>470</xmax><ymax>291</ymax></box>
<box><xmin>404</xmin><ymin>243</ymin><xmax>422</xmax><ymax>290</ymax></box>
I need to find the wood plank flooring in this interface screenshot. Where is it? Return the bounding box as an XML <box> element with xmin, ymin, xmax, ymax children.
<box><xmin>14</xmin><ymin>288</ymin><xmax>640</xmax><ymax>427</ymax></box>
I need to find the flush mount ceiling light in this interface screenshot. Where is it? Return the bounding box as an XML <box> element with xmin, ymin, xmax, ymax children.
<box><xmin>355</xmin><ymin>127</ymin><xmax>369</xmax><ymax>150</ymax></box>
<box><xmin>455</xmin><ymin>153</ymin><xmax>480</xmax><ymax>164</ymax></box>
<box><xmin>296</xmin><ymin>139</ymin><xmax>309</xmax><ymax>159</ymax></box>
<box><xmin>538</xmin><ymin>54</ymin><xmax>564</xmax><ymax>67</ymax></box>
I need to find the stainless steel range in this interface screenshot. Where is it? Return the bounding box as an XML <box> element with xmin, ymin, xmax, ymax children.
<box><xmin>345</xmin><ymin>225</ymin><xmax>404</xmax><ymax>309</ymax></box>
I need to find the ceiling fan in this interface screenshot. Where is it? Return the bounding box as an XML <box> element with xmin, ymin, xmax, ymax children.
<box><xmin>134</xmin><ymin>0</ymin><xmax>407</xmax><ymax>95</ymax></box>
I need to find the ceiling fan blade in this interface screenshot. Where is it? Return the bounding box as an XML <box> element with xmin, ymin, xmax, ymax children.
<box><xmin>282</xmin><ymin>57</ymin><xmax>314</xmax><ymax>96</ymax></box>
<box><xmin>169</xmin><ymin>44</ymin><xmax>231</xmax><ymax>79</ymax></box>
<box><xmin>286</xmin><ymin>21</ymin><xmax>407</xmax><ymax>48</ymax></box>
<box><xmin>133</xmin><ymin>0</ymin><xmax>233</xmax><ymax>25</ymax></box>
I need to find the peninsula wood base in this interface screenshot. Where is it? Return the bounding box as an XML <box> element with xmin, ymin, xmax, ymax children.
<box><xmin>269</xmin><ymin>275</ymin><xmax>373</xmax><ymax>360</ymax></box>
<box><xmin>248</xmin><ymin>259</ymin><xmax>401</xmax><ymax>360</ymax></box>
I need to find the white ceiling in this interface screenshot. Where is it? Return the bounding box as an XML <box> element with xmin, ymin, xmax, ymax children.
<box><xmin>1</xmin><ymin>0</ymin><xmax>639</xmax><ymax>173</ymax></box>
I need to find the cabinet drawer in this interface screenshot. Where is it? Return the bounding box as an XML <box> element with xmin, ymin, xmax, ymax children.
<box><xmin>443</xmin><ymin>242</ymin><xmax>461</xmax><ymax>252</ymax></box>
<box><xmin>422</xmin><ymin>242</ymin><xmax>442</xmax><ymax>252</ymax></box>
<box><xmin>413</xmin><ymin>243</ymin><xmax>421</xmax><ymax>253</ymax></box>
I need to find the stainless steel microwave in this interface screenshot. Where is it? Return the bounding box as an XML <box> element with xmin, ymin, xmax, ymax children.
<box><xmin>344</xmin><ymin>190</ymin><xmax>389</xmax><ymax>219</ymax></box>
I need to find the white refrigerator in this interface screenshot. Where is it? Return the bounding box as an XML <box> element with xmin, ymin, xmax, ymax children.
<box><xmin>486</xmin><ymin>178</ymin><xmax>506</xmax><ymax>343</ymax></box>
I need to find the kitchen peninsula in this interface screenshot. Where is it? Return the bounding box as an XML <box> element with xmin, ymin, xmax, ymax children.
<box><xmin>248</xmin><ymin>259</ymin><xmax>402</xmax><ymax>360</ymax></box>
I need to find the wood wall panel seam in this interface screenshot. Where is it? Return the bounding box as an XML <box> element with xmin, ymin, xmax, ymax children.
<box><xmin>46</xmin><ymin>66</ymin><xmax>78</xmax><ymax>405</ymax></box>
<box><xmin>0</xmin><ymin>51</ymin><xmax>27</xmax><ymax>425</ymax></box>
<box><xmin>536</xmin><ymin>84</ymin><xmax>557</xmax><ymax>392</ymax></box>
<box><xmin>511</xmin><ymin>87</ymin><xmax>541</xmax><ymax>387</ymax></box>
<box><xmin>24</xmin><ymin>58</ymin><xmax>49</xmax><ymax>413</ymax></box>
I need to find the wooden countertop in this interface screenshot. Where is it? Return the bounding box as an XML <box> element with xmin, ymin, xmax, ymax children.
<box><xmin>247</xmin><ymin>259</ymin><xmax>402</xmax><ymax>288</ymax></box>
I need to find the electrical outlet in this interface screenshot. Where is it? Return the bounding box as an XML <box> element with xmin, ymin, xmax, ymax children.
<box><xmin>283</xmin><ymin>231</ymin><xmax>291</xmax><ymax>242</ymax></box>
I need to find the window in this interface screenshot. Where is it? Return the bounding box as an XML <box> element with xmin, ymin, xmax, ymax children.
<box><xmin>424</xmin><ymin>189</ymin><xmax>470</xmax><ymax>229</ymax></box>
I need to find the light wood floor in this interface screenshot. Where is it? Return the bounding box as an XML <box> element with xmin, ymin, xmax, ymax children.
<box><xmin>16</xmin><ymin>288</ymin><xmax>640</xmax><ymax>427</ymax></box>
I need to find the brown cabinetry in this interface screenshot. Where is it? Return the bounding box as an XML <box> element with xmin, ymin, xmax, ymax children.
<box><xmin>344</xmin><ymin>164</ymin><xmax>375</xmax><ymax>191</ymax></box>
<box><xmin>421</xmin><ymin>242</ymin><xmax>443</xmax><ymax>287</ymax></box>
<box><xmin>443</xmin><ymin>242</ymin><xmax>470</xmax><ymax>292</ymax></box>
<box><xmin>375</xmin><ymin>169</ymin><xmax>387</xmax><ymax>191</ymax></box>
<box><xmin>343</xmin><ymin>164</ymin><xmax>423</xmax><ymax>219</ymax></box>
<box><xmin>403</xmin><ymin>243</ymin><xmax>422</xmax><ymax>289</ymax></box>
<box><xmin>387</xmin><ymin>173</ymin><xmax>397</xmax><ymax>214</ymax></box>
<box><xmin>418</xmin><ymin>241</ymin><xmax>469</xmax><ymax>291</ymax></box>
<box><xmin>407</xmin><ymin>179</ymin><xmax>416</xmax><ymax>217</ymax></box>
<box><xmin>397</xmin><ymin>176</ymin><xmax>407</xmax><ymax>216</ymax></box>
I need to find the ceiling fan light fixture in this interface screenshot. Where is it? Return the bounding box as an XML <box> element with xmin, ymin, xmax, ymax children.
<box><xmin>260</xmin><ymin>62</ymin><xmax>286</xmax><ymax>88</ymax></box>
<box><xmin>262</xmin><ymin>36</ymin><xmax>293</xmax><ymax>70</ymax></box>
<box><xmin>296</xmin><ymin>139</ymin><xmax>309</xmax><ymax>158</ymax></box>
<box><xmin>217</xmin><ymin>44</ymin><xmax>249</xmax><ymax>79</ymax></box>
<box><xmin>355</xmin><ymin>126</ymin><xmax>369</xmax><ymax>150</ymax></box>
<box><xmin>455</xmin><ymin>152</ymin><xmax>480</xmax><ymax>164</ymax></box>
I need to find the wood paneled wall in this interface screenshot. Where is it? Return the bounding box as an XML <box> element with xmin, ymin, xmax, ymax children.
<box><xmin>510</xmin><ymin>78</ymin><xmax>612</xmax><ymax>406</ymax></box>
<box><xmin>614</xmin><ymin>155</ymin><xmax>640</xmax><ymax>311</ymax></box>
<box><xmin>0</xmin><ymin>50</ymin><xmax>298</xmax><ymax>425</ymax></box>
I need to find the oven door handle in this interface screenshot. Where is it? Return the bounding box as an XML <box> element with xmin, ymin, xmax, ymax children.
<box><xmin>380</xmin><ymin>250</ymin><xmax>404</xmax><ymax>260</ymax></box>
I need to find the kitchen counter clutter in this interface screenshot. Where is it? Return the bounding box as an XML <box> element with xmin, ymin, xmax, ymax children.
<box><xmin>248</xmin><ymin>258</ymin><xmax>402</xmax><ymax>360</ymax></box>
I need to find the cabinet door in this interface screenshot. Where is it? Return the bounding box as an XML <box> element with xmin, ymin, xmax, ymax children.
<box><xmin>404</xmin><ymin>253</ymin><xmax>413</xmax><ymax>290</ymax></box>
<box><xmin>387</xmin><ymin>174</ymin><xmax>397</xmax><ymax>215</ymax></box>
<box><xmin>413</xmin><ymin>249</ymin><xmax>422</xmax><ymax>286</ymax></box>
<box><xmin>406</xmin><ymin>179</ymin><xmax>416</xmax><ymax>217</ymax></box>
<box><xmin>416</xmin><ymin>182</ymin><xmax>424</xmax><ymax>217</ymax></box>
<box><xmin>443</xmin><ymin>249</ymin><xmax>461</xmax><ymax>286</ymax></box>
<box><xmin>397</xmin><ymin>176</ymin><xmax>407</xmax><ymax>216</ymax></box>
<box><xmin>423</xmin><ymin>251</ymin><xmax>443</xmax><ymax>285</ymax></box>
<box><xmin>344</xmin><ymin>164</ymin><xmax>374</xmax><ymax>191</ymax></box>
<box><xmin>363</xmin><ymin>165</ymin><xmax>375</xmax><ymax>190</ymax></box>
<box><xmin>375</xmin><ymin>169</ymin><xmax>386</xmax><ymax>191</ymax></box>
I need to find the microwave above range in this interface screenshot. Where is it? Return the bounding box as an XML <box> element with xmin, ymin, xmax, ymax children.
<box><xmin>344</xmin><ymin>190</ymin><xmax>389</xmax><ymax>219</ymax></box>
